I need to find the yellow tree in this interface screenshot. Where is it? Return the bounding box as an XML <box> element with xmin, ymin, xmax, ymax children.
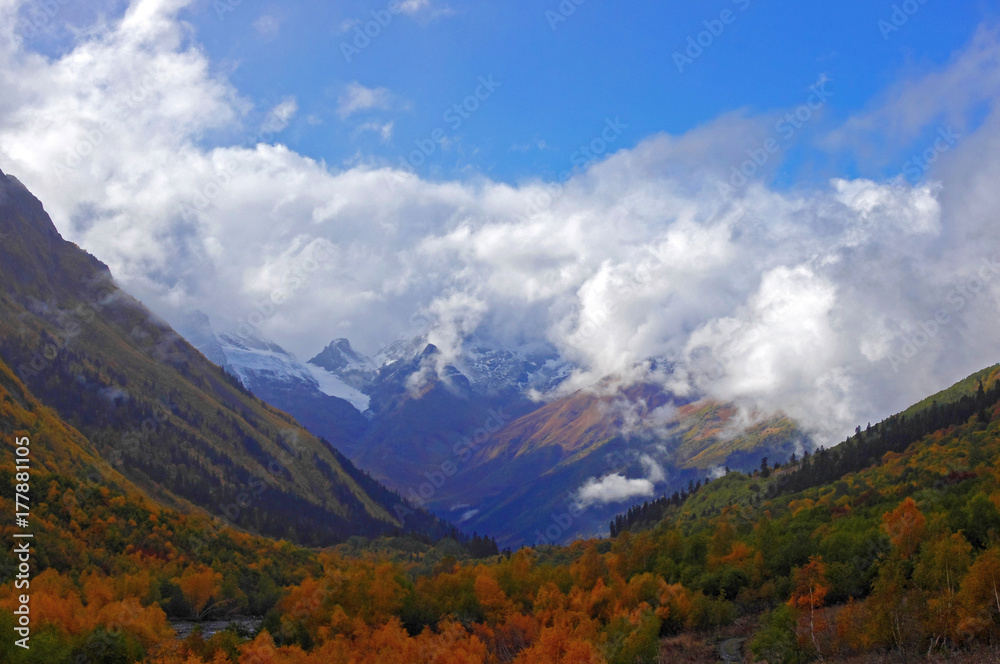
<box><xmin>882</xmin><ymin>497</ymin><xmax>927</xmax><ymax>560</ymax></box>
<box><xmin>474</xmin><ymin>569</ymin><xmax>511</xmax><ymax>622</ymax></box>
<box><xmin>958</xmin><ymin>547</ymin><xmax>1000</xmax><ymax>641</ymax></box>
<box><xmin>177</xmin><ymin>566</ymin><xmax>223</xmax><ymax>618</ymax></box>
<box><xmin>788</xmin><ymin>556</ymin><xmax>830</xmax><ymax>660</ymax></box>
<box><xmin>914</xmin><ymin>532</ymin><xmax>972</xmax><ymax>647</ymax></box>
<box><xmin>569</xmin><ymin>543</ymin><xmax>606</xmax><ymax>592</ymax></box>
<box><xmin>237</xmin><ymin>630</ymin><xmax>278</xmax><ymax>664</ymax></box>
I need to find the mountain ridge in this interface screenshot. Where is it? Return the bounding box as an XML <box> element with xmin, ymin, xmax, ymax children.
<box><xmin>184</xmin><ymin>314</ymin><xmax>807</xmax><ymax>546</ymax></box>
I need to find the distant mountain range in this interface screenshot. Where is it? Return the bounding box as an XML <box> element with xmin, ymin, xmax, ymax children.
<box><xmin>184</xmin><ymin>309</ymin><xmax>805</xmax><ymax>547</ymax></box>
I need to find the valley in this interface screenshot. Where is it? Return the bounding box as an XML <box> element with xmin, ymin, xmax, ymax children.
<box><xmin>1</xmin><ymin>5</ymin><xmax>999</xmax><ymax>661</ymax></box>
<box><xmin>182</xmin><ymin>317</ymin><xmax>806</xmax><ymax>546</ymax></box>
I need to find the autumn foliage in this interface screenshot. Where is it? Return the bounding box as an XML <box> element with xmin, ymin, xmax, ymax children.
<box><xmin>5</xmin><ymin>358</ymin><xmax>1000</xmax><ymax>663</ymax></box>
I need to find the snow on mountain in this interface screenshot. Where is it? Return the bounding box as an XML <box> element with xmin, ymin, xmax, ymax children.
<box><xmin>304</xmin><ymin>363</ymin><xmax>370</xmax><ymax>412</ymax></box>
<box><xmin>371</xmin><ymin>336</ymin><xmax>428</xmax><ymax>369</ymax></box>
<box><xmin>179</xmin><ymin>312</ymin><xmax>371</xmax><ymax>413</ymax></box>
<box><xmin>312</xmin><ymin>331</ymin><xmax>572</xmax><ymax>401</ymax></box>
<box><xmin>458</xmin><ymin>340</ymin><xmax>570</xmax><ymax>396</ymax></box>
<box><xmin>183</xmin><ymin>310</ymin><xmax>575</xmax><ymax>417</ymax></box>
<box><xmin>308</xmin><ymin>338</ymin><xmax>377</xmax><ymax>390</ymax></box>
<box><xmin>216</xmin><ymin>333</ymin><xmax>318</xmax><ymax>388</ymax></box>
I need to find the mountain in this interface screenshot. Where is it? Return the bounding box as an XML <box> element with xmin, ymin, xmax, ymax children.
<box><xmin>309</xmin><ymin>333</ymin><xmax>569</xmax><ymax>402</ymax></box>
<box><xmin>0</xmin><ymin>168</ymin><xmax>446</xmax><ymax>546</ymax></box>
<box><xmin>189</xmin><ymin>323</ymin><xmax>562</xmax><ymax>466</ymax></box>
<box><xmin>7</xmin><ymin>172</ymin><xmax>1000</xmax><ymax>663</ymax></box>
<box><xmin>184</xmin><ymin>312</ymin><xmax>805</xmax><ymax>546</ymax></box>
<box><xmin>308</xmin><ymin>337</ymin><xmax>377</xmax><ymax>390</ymax></box>
<box><xmin>347</xmin><ymin>342</ymin><xmax>542</xmax><ymax>490</ymax></box>
<box><xmin>612</xmin><ymin>363</ymin><xmax>1000</xmax><ymax>539</ymax></box>
<box><xmin>422</xmin><ymin>383</ymin><xmax>803</xmax><ymax>547</ymax></box>
<box><xmin>176</xmin><ymin>312</ymin><xmax>370</xmax><ymax>449</ymax></box>
<box><xmin>599</xmin><ymin>364</ymin><xmax>1000</xmax><ymax>659</ymax></box>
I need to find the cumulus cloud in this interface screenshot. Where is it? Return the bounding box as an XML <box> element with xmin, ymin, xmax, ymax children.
<box><xmin>1</xmin><ymin>1</ymin><xmax>1000</xmax><ymax>449</ymax></box>
<box><xmin>573</xmin><ymin>448</ymin><xmax>667</xmax><ymax>509</ymax></box>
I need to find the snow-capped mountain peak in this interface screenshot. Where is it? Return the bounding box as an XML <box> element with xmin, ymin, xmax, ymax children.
<box><xmin>308</xmin><ymin>337</ymin><xmax>377</xmax><ymax>391</ymax></box>
<box><xmin>310</xmin><ymin>338</ymin><xmax>373</xmax><ymax>372</ymax></box>
<box><xmin>178</xmin><ymin>313</ymin><xmax>370</xmax><ymax>412</ymax></box>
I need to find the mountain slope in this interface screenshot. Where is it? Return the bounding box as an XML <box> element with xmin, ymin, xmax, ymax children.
<box><xmin>0</xmin><ymin>168</ymin><xmax>444</xmax><ymax>545</ymax></box>
<box><xmin>0</xmin><ymin>343</ymin><xmax>124</xmax><ymax>486</ymax></box>
<box><xmin>434</xmin><ymin>383</ymin><xmax>803</xmax><ymax>546</ymax></box>
<box><xmin>177</xmin><ymin>312</ymin><xmax>370</xmax><ymax>450</ymax></box>
<box><xmin>614</xmin><ymin>364</ymin><xmax>1000</xmax><ymax>537</ymax></box>
<box><xmin>901</xmin><ymin>363</ymin><xmax>1000</xmax><ymax>419</ymax></box>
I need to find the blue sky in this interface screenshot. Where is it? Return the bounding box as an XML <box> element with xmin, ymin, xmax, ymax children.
<box><xmin>165</xmin><ymin>0</ymin><xmax>999</xmax><ymax>185</ymax></box>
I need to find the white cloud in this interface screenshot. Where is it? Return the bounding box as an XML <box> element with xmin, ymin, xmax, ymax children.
<box><xmin>356</xmin><ymin>120</ymin><xmax>394</xmax><ymax>142</ymax></box>
<box><xmin>640</xmin><ymin>454</ymin><xmax>665</xmax><ymax>483</ymax></box>
<box><xmin>1</xmin><ymin>2</ymin><xmax>1000</xmax><ymax>450</ymax></box>
<box><xmin>824</xmin><ymin>25</ymin><xmax>1000</xmax><ymax>161</ymax></box>
<box><xmin>265</xmin><ymin>97</ymin><xmax>298</xmax><ymax>132</ymax></box>
<box><xmin>404</xmin><ymin>0</ymin><xmax>457</xmax><ymax>22</ymax></box>
<box><xmin>510</xmin><ymin>137</ymin><xmax>553</xmax><ymax>152</ymax></box>
<box><xmin>396</xmin><ymin>0</ymin><xmax>432</xmax><ymax>15</ymax></box>
<box><xmin>573</xmin><ymin>449</ymin><xmax>666</xmax><ymax>509</ymax></box>
<box><xmin>575</xmin><ymin>474</ymin><xmax>655</xmax><ymax>508</ymax></box>
<box><xmin>336</xmin><ymin>82</ymin><xmax>394</xmax><ymax>119</ymax></box>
